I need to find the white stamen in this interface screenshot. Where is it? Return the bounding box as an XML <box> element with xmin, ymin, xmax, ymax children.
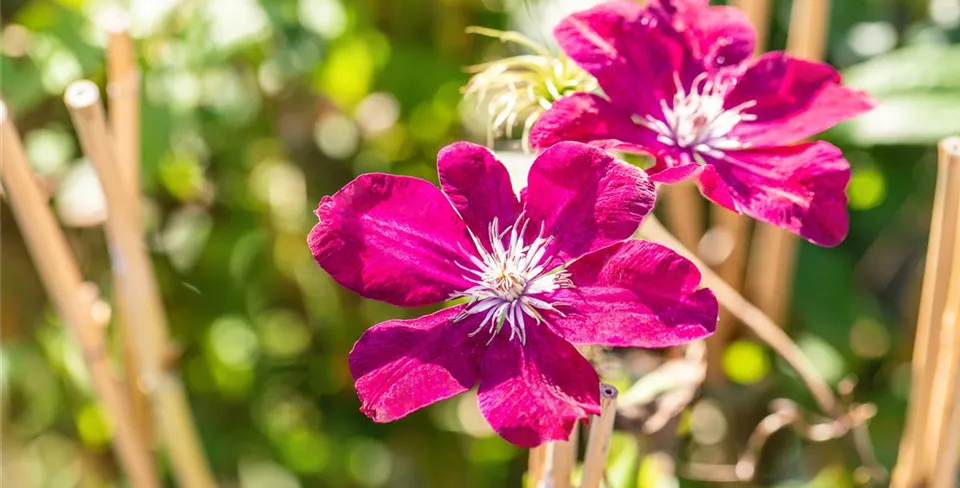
<box><xmin>450</xmin><ymin>214</ymin><xmax>572</xmax><ymax>345</ymax></box>
<box><xmin>638</xmin><ymin>72</ymin><xmax>757</xmax><ymax>159</ymax></box>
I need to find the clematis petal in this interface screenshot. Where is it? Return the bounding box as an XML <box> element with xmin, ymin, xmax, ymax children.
<box><xmin>696</xmin><ymin>164</ymin><xmax>739</xmax><ymax>212</ymax></box>
<box><xmin>549</xmin><ymin>240</ymin><xmax>717</xmax><ymax>348</ymax></box>
<box><xmin>554</xmin><ymin>1</ymin><xmax>697</xmax><ymax>120</ymax></box>
<box><xmin>438</xmin><ymin>142</ymin><xmax>522</xmax><ymax>239</ymax></box>
<box><xmin>530</xmin><ymin>93</ymin><xmax>657</xmax><ymax>154</ymax></box>
<box><xmin>647</xmin><ymin>149</ymin><xmax>701</xmax><ymax>183</ymax></box>
<box><xmin>522</xmin><ymin>142</ymin><xmax>656</xmax><ymax>266</ymax></box>
<box><xmin>650</xmin><ymin>0</ymin><xmax>756</xmax><ymax>70</ymax></box>
<box><xmin>349</xmin><ymin>305</ymin><xmax>487</xmax><ymax>422</ymax></box>
<box><xmin>726</xmin><ymin>52</ymin><xmax>876</xmax><ymax>146</ymax></box>
<box><xmin>698</xmin><ymin>142</ymin><xmax>851</xmax><ymax>246</ymax></box>
<box><xmin>477</xmin><ymin>325</ymin><xmax>600</xmax><ymax>447</ymax></box>
<box><xmin>309</xmin><ymin>174</ymin><xmax>473</xmax><ymax>307</ymax></box>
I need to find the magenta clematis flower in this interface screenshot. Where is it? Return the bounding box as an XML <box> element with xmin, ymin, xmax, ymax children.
<box><xmin>308</xmin><ymin>141</ymin><xmax>718</xmax><ymax>446</ymax></box>
<box><xmin>530</xmin><ymin>0</ymin><xmax>876</xmax><ymax>246</ymax></box>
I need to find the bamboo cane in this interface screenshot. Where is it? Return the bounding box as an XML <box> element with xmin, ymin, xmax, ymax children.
<box><xmin>546</xmin><ymin>423</ymin><xmax>579</xmax><ymax>488</ymax></box>
<box><xmin>930</xmin><ymin>200</ymin><xmax>960</xmax><ymax>488</ymax></box>
<box><xmin>0</xmin><ymin>100</ymin><xmax>159</xmax><ymax>488</ymax></box>
<box><xmin>892</xmin><ymin>137</ymin><xmax>960</xmax><ymax>488</ymax></box>
<box><xmin>580</xmin><ymin>384</ymin><xmax>618</xmax><ymax>488</ymax></box>
<box><xmin>661</xmin><ymin>182</ymin><xmax>704</xmax><ymax>252</ymax></box>
<box><xmin>102</xmin><ymin>8</ymin><xmax>152</xmax><ymax>448</ymax></box>
<box><xmin>747</xmin><ymin>0</ymin><xmax>831</xmax><ymax>327</ymax></box>
<box><xmin>528</xmin><ymin>446</ymin><xmax>546</xmax><ymax>486</ymax></box>
<box><xmin>705</xmin><ymin>208</ymin><xmax>751</xmax><ymax>384</ymax></box>
<box><xmin>64</xmin><ymin>80</ymin><xmax>216</xmax><ymax>488</ymax></box>
<box><xmin>705</xmin><ymin>0</ymin><xmax>771</xmax><ymax>385</ymax></box>
<box><xmin>732</xmin><ymin>0</ymin><xmax>771</xmax><ymax>55</ymax></box>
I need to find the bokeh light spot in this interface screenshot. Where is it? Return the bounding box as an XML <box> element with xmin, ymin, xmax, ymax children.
<box><xmin>722</xmin><ymin>340</ymin><xmax>771</xmax><ymax>385</ymax></box>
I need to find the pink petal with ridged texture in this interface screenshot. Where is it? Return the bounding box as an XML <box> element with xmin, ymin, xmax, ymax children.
<box><xmin>522</xmin><ymin>142</ymin><xmax>656</xmax><ymax>266</ymax></box>
<box><xmin>554</xmin><ymin>1</ymin><xmax>697</xmax><ymax>120</ymax></box>
<box><xmin>477</xmin><ymin>325</ymin><xmax>600</xmax><ymax>447</ymax></box>
<box><xmin>701</xmin><ymin>142</ymin><xmax>850</xmax><ymax>246</ymax></box>
<box><xmin>349</xmin><ymin>305</ymin><xmax>486</xmax><ymax>422</ymax></box>
<box><xmin>647</xmin><ymin>149</ymin><xmax>701</xmax><ymax>183</ymax></box>
<box><xmin>726</xmin><ymin>52</ymin><xmax>876</xmax><ymax>147</ymax></box>
<box><xmin>650</xmin><ymin>0</ymin><xmax>756</xmax><ymax>70</ymax></box>
<box><xmin>309</xmin><ymin>174</ymin><xmax>472</xmax><ymax>307</ymax></box>
<box><xmin>530</xmin><ymin>93</ymin><xmax>658</xmax><ymax>154</ymax></box>
<box><xmin>438</xmin><ymin>142</ymin><xmax>521</xmax><ymax>239</ymax></box>
<box><xmin>549</xmin><ymin>240</ymin><xmax>717</xmax><ymax>347</ymax></box>
<box><xmin>696</xmin><ymin>164</ymin><xmax>739</xmax><ymax>212</ymax></box>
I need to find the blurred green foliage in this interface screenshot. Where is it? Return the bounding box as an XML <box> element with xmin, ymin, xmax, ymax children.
<box><xmin>1</xmin><ymin>0</ymin><xmax>958</xmax><ymax>487</ymax></box>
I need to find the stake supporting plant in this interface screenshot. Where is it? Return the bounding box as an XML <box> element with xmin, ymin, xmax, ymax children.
<box><xmin>0</xmin><ymin>101</ymin><xmax>159</xmax><ymax>488</ymax></box>
<box><xmin>747</xmin><ymin>0</ymin><xmax>831</xmax><ymax>328</ymax></box>
<box><xmin>705</xmin><ymin>0</ymin><xmax>770</xmax><ymax>385</ymax></box>
<box><xmin>580</xmin><ymin>384</ymin><xmax>618</xmax><ymax>488</ymax></box>
<box><xmin>546</xmin><ymin>424</ymin><xmax>578</xmax><ymax>488</ymax></box>
<box><xmin>102</xmin><ymin>8</ymin><xmax>152</xmax><ymax>448</ymax></box>
<box><xmin>932</xmin><ymin>200</ymin><xmax>960</xmax><ymax>487</ymax></box>
<box><xmin>732</xmin><ymin>0</ymin><xmax>771</xmax><ymax>55</ymax></box>
<box><xmin>894</xmin><ymin>136</ymin><xmax>960</xmax><ymax>488</ymax></box>
<box><xmin>64</xmin><ymin>80</ymin><xmax>216</xmax><ymax>488</ymax></box>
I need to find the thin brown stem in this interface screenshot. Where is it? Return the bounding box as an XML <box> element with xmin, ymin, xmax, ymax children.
<box><xmin>893</xmin><ymin>137</ymin><xmax>960</xmax><ymax>488</ymax></box>
<box><xmin>684</xmin><ymin>398</ymin><xmax>876</xmax><ymax>483</ymax></box>
<box><xmin>580</xmin><ymin>384</ymin><xmax>619</xmax><ymax>488</ymax></box>
<box><xmin>641</xmin><ymin>216</ymin><xmax>838</xmax><ymax>414</ymax></box>
<box><xmin>0</xmin><ymin>101</ymin><xmax>159</xmax><ymax>488</ymax></box>
<box><xmin>64</xmin><ymin>81</ymin><xmax>216</xmax><ymax>488</ymax></box>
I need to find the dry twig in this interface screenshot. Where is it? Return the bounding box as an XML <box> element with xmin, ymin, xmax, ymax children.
<box><xmin>683</xmin><ymin>396</ymin><xmax>877</xmax><ymax>483</ymax></box>
<box><xmin>641</xmin><ymin>217</ymin><xmax>886</xmax><ymax>484</ymax></box>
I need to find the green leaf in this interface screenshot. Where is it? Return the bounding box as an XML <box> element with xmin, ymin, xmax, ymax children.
<box><xmin>836</xmin><ymin>44</ymin><xmax>960</xmax><ymax>146</ymax></box>
<box><xmin>833</xmin><ymin>92</ymin><xmax>960</xmax><ymax>146</ymax></box>
<box><xmin>843</xmin><ymin>44</ymin><xmax>960</xmax><ymax>95</ymax></box>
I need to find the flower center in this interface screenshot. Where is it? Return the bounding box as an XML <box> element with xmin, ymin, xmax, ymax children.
<box><xmin>638</xmin><ymin>72</ymin><xmax>757</xmax><ymax>158</ymax></box>
<box><xmin>492</xmin><ymin>268</ymin><xmax>526</xmax><ymax>301</ymax></box>
<box><xmin>450</xmin><ymin>214</ymin><xmax>573</xmax><ymax>345</ymax></box>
